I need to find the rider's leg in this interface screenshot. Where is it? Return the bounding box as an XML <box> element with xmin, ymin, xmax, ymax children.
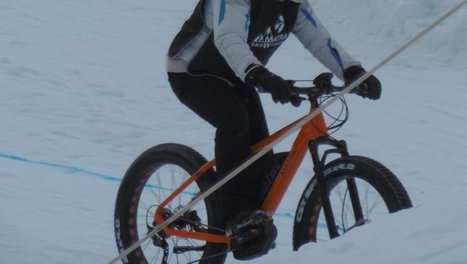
<box><xmin>168</xmin><ymin>73</ymin><xmax>274</xmax><ymax>213</ymax></box>
<box><xmin>168</xmin><ymin>72</ymin><xmax>276</xmax><ymax>260</ymax></box>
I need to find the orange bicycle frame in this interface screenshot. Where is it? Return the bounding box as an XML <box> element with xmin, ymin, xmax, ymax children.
<box><xmin>256</xmin><ymin>109</ymin><xmax>328</xmax><ymax>213</ymax></box>
<box><xmin>154</xmin><ymin>108</ymin><xmax>328</xmax><ymax>245</ymax></box>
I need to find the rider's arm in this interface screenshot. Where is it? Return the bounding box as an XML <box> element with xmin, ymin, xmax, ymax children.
<box><xmin>292</xmin><ymin>1</ymin><xmax>361</xmax><ymax>80</ymax></box>
<box><xmin>211</xmin><ymin>0</ymin><xmax>262</xmax><ymax>81</ymax></box>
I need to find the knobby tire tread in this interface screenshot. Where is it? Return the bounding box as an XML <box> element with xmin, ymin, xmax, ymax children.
<box><xmin>293</xmin><ymin>155</ymin><xmax>412</xmax><ymax>250</ymax></box>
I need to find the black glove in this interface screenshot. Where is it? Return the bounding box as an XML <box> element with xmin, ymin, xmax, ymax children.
<box><xmin>344</xmin><ymin>66</ymin><xmax>382</xmax><ymax>100</ymax></box>
<box><xmin>245</xmin><ymin>65</ymin><xmax>296</xmax><ymax>104</ymax></box>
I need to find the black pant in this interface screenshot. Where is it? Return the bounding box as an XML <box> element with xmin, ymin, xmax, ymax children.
<box><xmin>168</xmin><ymin>72</ymin><xmax>274</xmax><ymax>221</ymax></box>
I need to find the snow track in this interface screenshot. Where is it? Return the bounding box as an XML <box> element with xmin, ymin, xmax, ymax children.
<box><xmin>1</xmin><ymin>0</ymin><xmax>466</xmax><ymax>263</ymax></box>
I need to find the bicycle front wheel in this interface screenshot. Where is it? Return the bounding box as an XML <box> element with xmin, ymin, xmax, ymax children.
<box><xmin>114</xmin><ymin>143</ymin><xmax>226</xmax><ymax>264</ymax></box>
<box><xmin>293</xmin><ymin>155</ymin><xmax>412</xmax><ymax>250</ymax></box>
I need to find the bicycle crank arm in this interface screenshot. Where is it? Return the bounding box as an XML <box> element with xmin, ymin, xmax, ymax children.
<box><xmin>173</xmin><ymin>245</ymin><xmax>205</xmax><ymax>254</ymax></box>
<box><xmin>186</xmin><ymin>250</ymin><xmax>232</xmax><ymax>264</ymax></box>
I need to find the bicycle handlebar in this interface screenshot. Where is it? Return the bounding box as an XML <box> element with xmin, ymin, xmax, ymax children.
<box><xmin>289</xmin><ymin>72</ymin><xmax>355</xmax><ymax>107</ymax></box>
<box><xmin>294</xmin><ymin>85</ymin><xmax>346</xmax><ymax>97</ymax></box>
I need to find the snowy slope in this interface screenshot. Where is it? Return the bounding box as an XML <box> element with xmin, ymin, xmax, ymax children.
<box><xmin>1</xmin><ymin>0</ymin><xmax>466</xmax><ymax>263</ymax></box>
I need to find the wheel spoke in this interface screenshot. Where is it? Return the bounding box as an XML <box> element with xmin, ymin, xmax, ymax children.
<box><xmin>114</xmin><ymin>144</ymin><xmax>217</xmax><ymax>263</ymax></box>
<box><xmin>299</xmin><ymin>156</ymin><xmax>411</xmax><ymax>246</ymax></box>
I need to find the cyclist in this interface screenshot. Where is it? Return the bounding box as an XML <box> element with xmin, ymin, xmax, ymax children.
<box><xmin>166</xmin><ymin>0</ymin><xmax>381</xmax><ymax>261</ymax></box>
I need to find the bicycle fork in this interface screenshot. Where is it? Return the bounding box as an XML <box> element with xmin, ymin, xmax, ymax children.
<box><xmin>308</xmin><ymin>137</ymin><xmax>364</xmax><ymax>239</ymax></box>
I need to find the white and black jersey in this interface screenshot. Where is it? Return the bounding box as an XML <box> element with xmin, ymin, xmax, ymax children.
<box><xmin>166</xmin><ymin>0</ymin><xmax>360</xmax><ymax>83</ymax></box>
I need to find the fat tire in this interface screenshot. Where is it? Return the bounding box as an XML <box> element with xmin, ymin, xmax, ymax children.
<box><xmin>293</xmin><ymin>155</ymin><xmax>412</xmax><ymax>250</ymax></box>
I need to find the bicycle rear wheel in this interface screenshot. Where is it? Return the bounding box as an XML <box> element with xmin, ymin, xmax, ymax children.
<box><xmin>114</xmin><ymin>143</ymin><xmax>225</xmax><ymax>264</ymax></box>
<box><xmin>293</xmin><ymin>155</ymin><xmax>412</xmax><ymax>250</ymax></box>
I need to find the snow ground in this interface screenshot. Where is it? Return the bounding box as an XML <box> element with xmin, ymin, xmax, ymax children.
<box><xmin>1</xmin><ymin>0</ymin><xmax>467</xmax><ymax>263</ymax></box>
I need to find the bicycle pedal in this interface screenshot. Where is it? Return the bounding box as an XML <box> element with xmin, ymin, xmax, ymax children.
<box><xmin>226</xmin><ymin>211</ymin><xmax>277</xmax><ymax>260</ymax></box>
<box><xmin>227</xmin><ymin>210</ymin><xmax>270</xmax><ymax>236</ymax></box>
<box><xmin>230</xmin><ymin>227</ymin><xmax>261</xmax><ymax>244</ymax></box>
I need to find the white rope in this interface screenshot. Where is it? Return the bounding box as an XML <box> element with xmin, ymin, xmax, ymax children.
<box><xmin>108</xmin><ymin>1</ymin><xmax>467</xmax><ymax>263</ymax></box>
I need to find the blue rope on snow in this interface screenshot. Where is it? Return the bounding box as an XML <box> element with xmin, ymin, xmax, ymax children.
<box><xmin>0</xmin><ymin>152</ymin><xmax>298</xmax><ymax>219</ymax></box>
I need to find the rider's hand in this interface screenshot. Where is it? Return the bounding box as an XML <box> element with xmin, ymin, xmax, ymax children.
<box><xmin>344</xmin><ymin>66</ymin><xmax>382</xmax><ymax>100</ymax></box>
<box><xmin>245</xmin><ymin>65</ymin><xmax>296</xmax><ymax>104</ymax></box>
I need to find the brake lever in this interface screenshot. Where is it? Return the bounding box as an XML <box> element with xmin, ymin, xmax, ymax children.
<box><xmin>313</xmin><ymin>72</ymin><xmax>334</xmax><ymax>93</ymax></box>
<box><xmin>350</xmin><ymin>83</ymin><xmax>369</xmax><ymax>98</ymax></box>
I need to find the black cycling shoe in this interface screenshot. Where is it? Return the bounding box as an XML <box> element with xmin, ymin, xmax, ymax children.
<box><xmin>227</xmin><ymin>210</ymin><xmax>277</xmax><ymax>260</ymax></box>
